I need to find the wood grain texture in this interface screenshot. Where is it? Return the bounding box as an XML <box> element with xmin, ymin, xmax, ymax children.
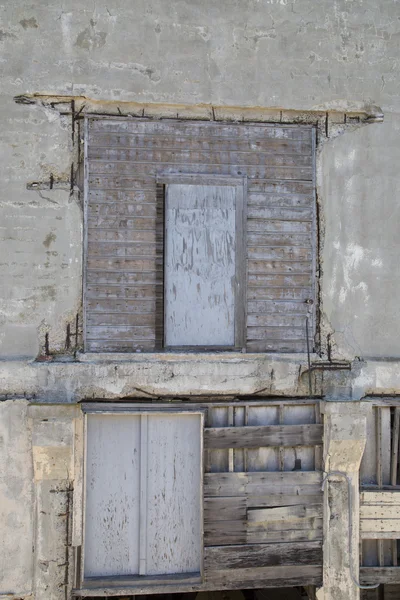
<box><xmin>164</xmin><ymin>184</ymin><xmax>236</xmax><ymax>347</ymax></box>
<box><xmin>85</xmin><ymin>117</ymin><xmax>315</xmax><ymax>352</ymax></box>
<box><xmin>205</xmin><ymin>471</ymin><xmax>322</xmax><ymax>497</ymax></box>
<box><xmin>84</xmin><ymin>414</ymin><xmax>141</xmax><ymax>577</ymax></box>
<box><xmin>204</xmin><ymin>541</ymin><xmax>322</xmax><ymax>570</ymax></box>
<box><xmin>204</xmin><ymin>424</ymin><xmax>323</xmax><ymax>449</ymax></box>
<box><xmin>360</xmin><ymin>568</ymin><xmax>400</xmax><ymax>585</ymax></box>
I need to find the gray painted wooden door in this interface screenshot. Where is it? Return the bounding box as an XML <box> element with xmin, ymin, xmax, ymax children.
<box><xmin>165</xmin><ymin>184</ymin><xmax>236</xmax><ymax>346</ymax></box>
<box><xmin>84</xmin><ymin>412</ymin><xmax>202</xmax><ymax>578</ymax></box>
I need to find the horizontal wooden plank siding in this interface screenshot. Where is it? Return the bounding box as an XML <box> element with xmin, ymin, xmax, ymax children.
<box><xmin>360</xmin><ymin>568</ymin><xmax>400</xmax><ymax>585</ymax></box>
<box><xmin>85</xmin><ymin>117</ymin><xmax>316</xmax><ymax>352</ymax></box>
<box><xmin>204</xmin><ymin>424</ymin><xmax>323</xmax><ymax>449</ymax></box>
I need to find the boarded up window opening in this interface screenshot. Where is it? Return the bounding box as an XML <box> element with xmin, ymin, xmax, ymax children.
<box><xmin>83</xmin><ymin>117</ymin><xmax>316</xmax><ymax>353</ymax></box>
<box><xmin>83</xmin><ymin>411</ymin><xmax>203</xmax><ymax>580</ymax></box>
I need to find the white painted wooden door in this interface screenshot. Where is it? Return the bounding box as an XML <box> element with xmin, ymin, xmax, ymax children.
<box><xmin>164</xmin><ymin>184</ymin><xmax>236</xmax><ymax>347</ymax></box>
<box><xmin>84</xmin><ymin>412</ymin><xmax>202</xmax><ymax>578</ymax></box>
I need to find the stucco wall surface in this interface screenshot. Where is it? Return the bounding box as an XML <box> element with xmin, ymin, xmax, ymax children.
<box><xmin>0</xmin><ymin>0</ymin><xmax>399</xmax><ymax>363</ymax></box>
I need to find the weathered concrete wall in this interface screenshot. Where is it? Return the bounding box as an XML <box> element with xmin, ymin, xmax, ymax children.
<box><xmin>0</xmin><ymin>0</ymin><xmax>399</xmax><ymax>364</ymax></box>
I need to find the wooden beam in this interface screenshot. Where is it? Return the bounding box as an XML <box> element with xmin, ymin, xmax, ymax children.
<box><xmin>204</xmin><ymin>424</ymin><xmax>323</xmax><ymax>449</ymax></box>
<box><xmin>248</xmin><ymin>503</ymin><xmax>322</xmax><ymax>523</ymax></box>
<box><xmin>204</xmin><ymin>541</ymin><xmax>322</xmax><ymax>571</ymax></box>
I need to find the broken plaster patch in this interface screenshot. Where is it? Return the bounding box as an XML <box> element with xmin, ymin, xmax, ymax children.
<box><xmin>75</xmin><ymin>20</ymin><xmax>107</xmax><ymax>50</ymax></box>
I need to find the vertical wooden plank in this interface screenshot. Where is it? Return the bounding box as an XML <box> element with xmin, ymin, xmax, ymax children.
<box><xmin>164</xmin><ymin>184</ymin><xmax>236</xmax><ymax>347</ymax></box>
<box><xmin>315</xmin><ymin>403</ymin><xmax>322</xmax><ymax>471</ymax></box>
<box><xmin>391</xmin><ymin>408</ymin><xmax>400</xmax><ymax>566</ymax></box>
<box><xmin>139</xmin><ymin>414</ymin><xmax>148</xmax><ymax>576</ymax></box>
<box><xmin>235</xmin><ymin>179</ymin><xmax>246</xmax><ymax>349</ymax></box>
<box><xmin>83</xmin><ymin>117</ymin><xmax>89</xmax><ymax>351</ymax></box>
<box><xmin>84</xmin><ymin>414</ymin><xmax>141</xmax><ymax>577</ymax></box>
<box><xmin>278</xmin><ymin>405</ymin><xmax>285</xmax><ymax>472</ymax></box>
<box><xmin>155</xmin><ymin>184</ymin><xmax>165</xmax><ymax>350</ymax></box>
<box><xmin>234</xmin><ymin>407</ymin><xmax>245</xmax><ymax>472</ymax></box>
<box><xmin>246</xmin><ymin>406</ymin><xmax>279</xmax><ymax>472</ymax></box>
<box><xmin>228</xmin><ymin>407</ymin><xmax>234</xmax><ymax>473</ymax></box>
<box><xmin>146</xmin><ymin>413</ymin><xmax>202</xmax><ymax>575</ymax></box>
<box><xmin>208</xmin><ymin>407</ymin><xmax>229</xmax><ymax>472</ymax></box>
<box><xmin>72</xmin><ymin>410</ymin><xmax>84</xmax><ymax>547</ymax></box>
<box><xmin>310</xmin><ymin>126</ymin><xmax>317</xmax><ymax>351</ymax></box>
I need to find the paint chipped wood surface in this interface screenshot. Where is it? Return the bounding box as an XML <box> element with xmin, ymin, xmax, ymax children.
<box><xmin>85</xmin><ymin>117</ymin><xmax>316</xmax><ymax>352</ymax></box>
<box><xmin>84</xmin><ymin>413</ymin><xmax>202</xmax><ymax>578</ymax></box>
<box><xmin>164</xmin><ymin>184</ymin><xmax>236</xmax><ymax>346</ymax></box>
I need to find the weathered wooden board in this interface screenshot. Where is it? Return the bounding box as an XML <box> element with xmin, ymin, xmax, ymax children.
<box><xmin>247</xmin><ymin>524</ymin><xmax>323</xmax><ymax>544</ymax></box>
<box><xmin>204</xmin><ymin>497</ymin><xmax>247</xmax><ymax>521</ymax></box>
<box><xmin>84</xmin><ymin>413</ymin><xmax>202</xmax><ymax>578</ymax></box>
<box><xmin>204</xmin><ymin>520</ymin><xmax>247</xmax><ymax>546</ymax></box>
<box><xmin>85</xmin><ymin>117</ymin><xmax>315</xmax><ymax>352</ymax></box>
<box><xmin>204</xmin><ymin>424</ymin><xmax>323</xmax><ymax>449</ymax></box>
<box><xmin>362</xmin><ymin>491</ymin><xmax>400</xmax><ymax>505</ymax></box>
<box><xmin>145</xmin><ymin>414</ymin><xmax>202</xmax><ymax>575</ymax></box>
<box><xmin>164</xmin><ymin>184</ymin><xmax>236</xmax><ymax>347</ymax></box>
<box><xmin>361</xmin><ymin>520</ymin><xmax>400</xmax><ymax>537</ymax></box>
<box><xmin>204</xmin><ymin>541</ymin><xmax>322</xmax><ymax>570</ymax></box>
<box><xmin>360</xmin><ymin>568</ymin><xmax>400</xmax><ymax>585</ymax></box>
<box><xmin>361</xmin><ymin>505</ymin><xmax>400</xmax><ymax>519</ymax></box>
<box><xmin>247</xmin><ymin>503</ymin><xmax>322</xmax><ymax>523</ymax></box>
<box><xmin>84</xmin><ymin>414</ymin><xmax>141</xmax><ymax>577</ymax></box>
<box><xmin>246</xmin><ymin>493</ymin><xmax>322</xmax><ymax>507</ymax></box>
<box><xmin>205</xmin><ymin>471</ymin><xmax>322</xmax><ymax>497</ymax></box>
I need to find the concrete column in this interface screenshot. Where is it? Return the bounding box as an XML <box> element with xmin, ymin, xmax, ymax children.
<box><xmin>322</xmin><ymin>402</ymin><xmax>367</xmax><ymax>600</ymax></box>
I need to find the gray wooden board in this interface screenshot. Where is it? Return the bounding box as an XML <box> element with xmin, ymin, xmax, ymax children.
<box><xmin>85</xmin><ymin>117</ymin><xmax>315</xmax><ymax>352</ymax></box>
<box><xmin>164</xmin><ymin>184</ymin><xmax>236</xmax><ymax>347</ymax></box>
<box><xmin>204</xmin><ymin>424</ymin><xmax>323</xmax><ymax>448</ymax></box>
<box><xmin>84</xmin><ymin>414</ymin><xmax>141</xmax><ymax>577</ymax></box>
<box><xmin>204</xmin><ymin>541</ymin><xmax>322</xmax><ymax>570</ymax></box>
<box><xmin>204</xmin><ymin>471</ymin><xmax>322</xmax><ymax>497</ymax></box>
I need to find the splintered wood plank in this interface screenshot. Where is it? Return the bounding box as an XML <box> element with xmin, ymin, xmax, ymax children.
<box><xmin>247</xmin><ymin>493</ymin><xmax>322</xmax><ymax>508</ymax></box>
<box><xmin>204</xmin><ymin>541</ymin><xmax>322</xmax><ymax>571</ymax></box>
<box><xmin>164</xmin><ymin>184</ymin><xmax>236</xmax><ymax>347</ymax></box>
<box><xmin>247</xmin><ymin>503</ymin><xmax>323</xmax><ymax>523</ymax></box>
<box><xmin>204</xmin><ymin>424</ymin><xmax>323</xmax><ymax>449</ymax></box>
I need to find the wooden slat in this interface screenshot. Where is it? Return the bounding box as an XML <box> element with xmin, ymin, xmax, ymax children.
<box><xmin>360</xmin><ymin>567</ymin><xmax>400</xmax><ymax>585</ymax></box>
<box><xmin>204</xmin><ymin>471</ymin><xmax>322</xmax><ymax>497</ymax></box>
<box><xmin>361</xmin><ymin>520</ymin><xmax>400</xmax><ymax>536</ymax></box>
<box><xmin>247</xmin><ymin>493</ymin><xmax>322</xmax><ymax>508</ymax></box>
<box><xmin>204</xmin><ymin>520</ymin><xmax>246</xmax><ymax>546</ymax></box>
<box><xmin>247</xmin><ymin>527</ymin><xmax>322</xmax><ymax>544</ymax></box>
<box><xmin>204</xmin><ymin>424</ymin><xmax>323</xmax><ymax>449</ymax></box>
<box><xmin>361</xmin><ymin>505</ymin><xmax>400</xmax><ymax>519</ymax></box>
<box><xmin>248</xmin><ymin>503</ymin><xmax>322</xmax><ymax>523</ymax></box>
<box><xmin>204</xmin><ymin>541</ymin><xmax>322</xmax><ymax>571</ymax></box>
<box><xmin>89</xmin><ymin>118</ymin><xmax>313</xmax><ymax>140</ymax></box>
<box><xmin>90</xmin><ymin>132</ymin><xmax>312</xmax><ymax>153</ymax></box>
<box><xmin>361</xmin><ymin>491</ymin><xmax>400</xmax><ymax>505</ymax></box>
<box><xmin>204</xmin><ymin>497</ymin><xmax>247</xmax><ymax>521</ymax></box>
<box><xmin>89</xmin><ymin>147</ymin><xmax>313</xmax><ymax>168</ymax></box>
<box><xmin>205</xmin><ymin>564</ymin><xmax>322</xmax><ymax>588</ymax></box>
